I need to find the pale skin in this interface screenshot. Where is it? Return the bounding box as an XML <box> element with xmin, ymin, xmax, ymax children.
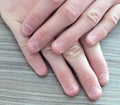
<box><xmin>0</xmin><ymin>0</ymin><xmax>110</xmax><ymax>100</ymax></box>
<box><xmin>21</xmin><ymin>0</ymin><xmax>120</xmax><ymax>54</ymax></box>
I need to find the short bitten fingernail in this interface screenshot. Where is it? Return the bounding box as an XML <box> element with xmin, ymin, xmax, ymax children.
<box><xmin>89</xmin><ymin>87</ymin><xmax>102</xmax><ymax>100</ymax></box>
<box><xmin>67</xmin><ymin>84</ymin><xmax>79</xmax><ymax>96</ymax></box>
<box><xmin>70</xmin><ymin>84</ymin><xmax>78</xmax><ymax>91</ymax></box>
<box><xmin>99</xmin><ymin>74</ymin><xmax>109</xmax><ymax>85</ymax></box>
<box><xmin>35</xmin><ymin>65</ymin><xmax>47</xmax><ymax>76</ymax></box>
<box><xmin>53</xmin><ymin>42</ymin><xmax>65</xmax><ymax>54</ymax></box>
<box><xmin>22</xmin><ymin>24</ymin><xmax>32</xmax><ymax>35</ymax></box>
<box><xmin>87</xmin><ymin>34</ymin><xmax>97</xmax><ymax>45</ymax></box>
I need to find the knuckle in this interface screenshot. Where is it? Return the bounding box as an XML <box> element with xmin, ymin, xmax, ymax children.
<box><xmin>109</xmin><ymin>14</ymin><xmax>120</xmax><ymax>25</ymax></box>
<box><xmin>99</xmin><ymin>25</ymin><xmax>108</xmax><ymax>36</ymax></box>
<box><xmin>83</xmin><ymin>9</ymin><xmax>100</xmax><ymax>25</ymax></box>
<box><xmin>26</xmin><ymin>55</ymin><xmax>34</xmax><ymax>63</ymax></box>
<box><xmin>42</xmin><ymin>43</ymin><xmax>55</xmax><ymax>55</ymax></box>
<box><xmin>31</xmin><ymin>12</ymin><xmax>44</xmax><ymax>23</ymax></box>
<box><xmin>50</xmin><ymin>0</ymin><xmax>64</xmax><ymax>6</ymax></box>
<box><xmin>40</xmin><ymin>26</ymin><xmax>49</xmax><ymax>36</ymax></box>
<box><xmin>19</xmin><ymin>39</ymin><xmax>28</xmax><ymax>48</ymax></box>
<box><xmin>82</xmin><ymin>71</ymin><xmax>97</xmax><ymax>84</ymax></box>
<box><xmin>112</xmin><ymin>0</ymin><xmax>120</xmax><ymax>4</ymax></box>
<box><xmin>64</xmin><ymin>42</ymin><xmax>83</xmax><ymax>58</ymax></box>
<box><xmin>61</xmin><ymin>4</ymin><xmax>79</xmax><ymax>23</ymax></box>
<box><xmin>58</xmin><ymin>70</ymin><xmax>69</xmax><ymax>79</ymax></box>
<box><xmin>37</xmin><ymin>26</ymin><xmax>50</xmax><ymax>42</ymax></box>
<box><xmin>92</xmin><ymin>58</ymin><xmax>106</xmax><ymax>70</ymax></box>
<box><xmin>83</xmin><ymin>74</ymin><xmax>92</xmax><ymax>83</ymax></box>
<box><xmin>34</xmin><ymin>26</ymin><xmax>50</xmax><ymax>49</ymax></box>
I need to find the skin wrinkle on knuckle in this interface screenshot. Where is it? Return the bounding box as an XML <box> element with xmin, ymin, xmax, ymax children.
<box><xmin>83</xmin><ymin>9</ymin><xmax>100</xmax><ymax>25</ymax></box>
<box><xmin>30</xmin><ymin>11</ymin><xmax>44</xmax><ymax>24</ymax></box>
<box><xmin>109</xmin><ymin>14</ymin><xmax>120</xmax><ymax>25</ymax></box>
<box><xmin>26</xmin><ymin>54</ymin><xmax>35</xmax><ymax>63</ymax></box>
<box><xmin>82</xmin><ymin>74</ymin><xmax>93</xmax><ymax>84</ymax></box>
<box><xmin>50</xmin><ymin>0</ymin><xmax>64</xmax><ymax>6</ymax></box>
<box><xmin>113</xmin><ymin>0</ymin><xmax>120</xmax><ymax>4</ymax></box>
<box><xmin>57</xmin><ymin>69</ymin><xmax>70</xmax><ymax>80</ymax></box>
<box><xmin>99</xmin><ymin>25</ymin><xmax>108</xmax><ymax>36</ymax></box>
<box><xmin>35</xmin><ymin>26</ymin><xmax>50</xmax><ymax>44</ymax></box>
<box><xmin>92</xmin><ymin>58</ymin><xmax>106</xmax><ymax>70</ymax></box>
<box><xmin>43</xmin><ymin>46</ymin><xmax>53</xmax><ymax>54</ymax></box>
<box><xmin>64</xmin><ymin>42</ymin><xmax>83</xmax><ymax>58</ymax></box>
<box><xmin>42</xmin><ymin>44</ymin><xmax>56</xmax><ymax>55</ymax></box>
<box><xmin>29</xmin><ymin>27</ymin><xmax>49</xmax><ymax>51</ymax></box>
<box><xmin>61</xmin><ymin>3</ymin><xmax>79</xmax><ymax>24</ymax></box>
<box><xmin>39</xmin><ymin>26</ymin><xmax>49</xmax><ymax>36</ymax></box>
<box><xmin>19</xmin><ymin>39</ymin><xmax>28</xmax><ymax>48</ymax></box>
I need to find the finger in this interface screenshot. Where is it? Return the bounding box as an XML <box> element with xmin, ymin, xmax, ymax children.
<box><xmin>42</xmin><ymin>43</ymin><xmax>79</xmax><ymax>96</ymax></box>
<box><xmin>7</xmin><ymin>21</ymin><xmax>48</xmax><ymax>76</ymax></box>
<box><xmin>52</xmin><ymin>0</ymin><xmax>117</xmax><ymax>54</ymax></box>
<box><xmin>86</xmin><ymin>4</ymin><xmax>120</xmax><ymax>45</ymax></box>
<box><xmin>21</xmin><ymin>0</ymin><xmax>65</xmax><ymax>36</ymax></box>
<box><xmin>81</xmin><ymin>38</ymin><xmax>109</xmax><ymax>86</ymax></box>
<box><xmin>63</xmin><ymin>42</ymin><xmax>102</xmax><ymax>100</ymax></box>
<box><xmin>26</xmin><ymin>0</ymin><xmax>94</xmax><ymax>54</ymax></box>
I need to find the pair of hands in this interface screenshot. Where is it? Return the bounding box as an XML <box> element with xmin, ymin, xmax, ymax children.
<box><xmin>0</xmin><ymin>0</ymin><xmax>120</xmax><ymax>100</ymax></box>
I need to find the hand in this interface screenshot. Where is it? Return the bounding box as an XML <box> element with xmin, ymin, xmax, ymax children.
<box><xmin>0</xmin><ymin>0</ymin><xmax>109</xmax><ymax>100</ymax></box>
<box><xmin>21</xmin><ymin>0</ymin><xmax>120</xmax><ymax>54</ymax></box>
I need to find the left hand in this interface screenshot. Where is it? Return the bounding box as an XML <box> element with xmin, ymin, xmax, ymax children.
<box><xmin>21</xmin><ymin>0</ymin><xmax>120</xmax><ymax>54</ymax></box>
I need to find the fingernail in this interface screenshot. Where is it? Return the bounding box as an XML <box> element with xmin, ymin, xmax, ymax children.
<box><xmin>68</xmin><ymin>84</ymin><xmax>79</xmax><ymax>96</ymax></box>
<box><xmin>69</xmin><ymin>84</ymin><xmax>78</xmax><ymax>91</ymax></box>
<box><xmin>35</xmin><ymin>65</ymin><xmax>47</xmax><ymax>76</ymax></box>
<box><xmin>99</xmin><ymin>74</ymin><xmax>109</xmax><ymax>84</ymax></box>
<box><xmin>88</xmin><ymin>34</ymin><xmax>97</xmax><ymax>45</ymax></box>
<box><xmin>28</xmin><ymin>42</ymin><xmax>39</xmax><ymax>53</ymax></box>
<box><xmin>22</xmin><ymin>24</ymin><xmax>32</xmax><ymax>35</ymax></box>
<box><xmin>54</xmin><ymin>42</ymin><xmax>65</xmax><ymax>54</ymax></box>
<box><xmin>89</xmin><ymin>87</ymin><xmax>102</xmax><ymax>99</ymax></box>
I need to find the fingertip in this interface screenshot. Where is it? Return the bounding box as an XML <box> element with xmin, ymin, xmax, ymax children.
<box><xmin>35</xmin><ymin>67</ymin><xmax>48</xmax><ymax>77</ymax></box>
<box><xmin>65</xmin><ymin>84</ymin><xmax>80</xmax><ymax>97</ymax></box>
<box><xmin>99</xmin><ymin>74</ymin><xmax>110</xmax><ymax>86</ymax></box>
<box><xmin>88</xmin><ymin>87</ymin><xmax>102</xmax><ymax>100</ymax></box>
<box><xmin>51</xmin><ymin>42</ymin><xmax>64</xmax><ymax>54</ymax></box>
<box><xmin>85</xmin><ymin>35</ymin><xmax>97</xmax><ymax>46</ymax></box>
<box><xmin>36</xmin><ymin>70</ymin><xmax>48</xmax><ymax>77</ymax></box>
